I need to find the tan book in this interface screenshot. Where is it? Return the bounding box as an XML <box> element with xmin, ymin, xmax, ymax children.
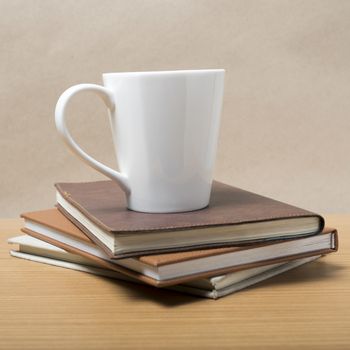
<box><xmin>21</xmin><ymin>209</ymin><xmax>337</xmax><ymax>287</ymax></box>
<box><xmin>55</xmin><ymin>180</ymin><xmax>324</xmax><ymax>258</ymax></box>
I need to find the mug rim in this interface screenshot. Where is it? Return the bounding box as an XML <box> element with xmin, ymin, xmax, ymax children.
<box><xmin>103</xmin><ymin>69</ymin><xmax>225</xmax><ymax>77</ymax></box>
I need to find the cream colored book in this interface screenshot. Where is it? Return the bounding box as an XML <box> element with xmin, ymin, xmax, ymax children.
<box><xmin>9</xmin><ymin>235</ymin><xmax>321</xmax><ymax>299</ymax></box>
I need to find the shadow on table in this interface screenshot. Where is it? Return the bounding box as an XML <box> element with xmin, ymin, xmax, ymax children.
<box><xmin>98</xmin><ymin>276</ymin><xmax>204</xmax><ymax>306</ymax></box>
<box><xmin>249</xmin><ymin>259</ymin><xmax>345</xmax><ymax>290</ymax></box>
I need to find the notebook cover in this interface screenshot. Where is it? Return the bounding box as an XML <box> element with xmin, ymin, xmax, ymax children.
<box><xmin>55</xmin><ymin>180</ymin><xmax>324</xmax><ymax>234</ymax></box>
<box><xmin>8</xmin><ymin>250</ymin><xmax>321</xmax><ymax>299</ymax></box>
<box><xmin>21</xmin><ymin>208</ymin><xmax>335</xmax><ymax>268</ymax></box>
<box><xmin>21</xmin><ymin>226</ymin><xmax>337</xmax><ymax>287</ymax></box>
<box><xmin>21</xmin><ymin>208</ymin><xmax>260</xmax><ymax>262</ymax></box>
<box><xmin>22</xmin><ymin>227</ymin><xmax>337</xmax><ymax>287</ymax></box>
<box><xmin>21</xmin><ymin>209</ymin><xmax>92</xmax><ymax>244</ymax></box>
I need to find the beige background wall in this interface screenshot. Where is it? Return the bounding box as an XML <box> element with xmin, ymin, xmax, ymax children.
<box><xmin>1</xmin><ymin>0</ymin><xmax>349</xmax><ymax>217</ymax></box>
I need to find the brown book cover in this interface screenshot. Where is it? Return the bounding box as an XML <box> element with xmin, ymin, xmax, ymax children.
<box><xmin>54</xmin><ymin>180</ymin><xmax>324</xmax><ymax>258</ymax></box>
<box><xmin>20</xmin><ymin>209</ymin><xmax>337</xmax><ymax>288</ymax></box>
<box><xmin>55</xmin><ymin>180</ymin><xmax>323</xmax><ymax>233</ymax></box>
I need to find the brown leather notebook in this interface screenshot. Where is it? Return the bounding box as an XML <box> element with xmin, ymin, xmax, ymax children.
<box><xmin>20</xmin><ymin>209</ymin><xmax>337</xmax><ymax>287</ymax></box>
<box><xmin>54</xmin><ymin>180</ymin><xmax>324</xmax><ymax>258</ymax></box>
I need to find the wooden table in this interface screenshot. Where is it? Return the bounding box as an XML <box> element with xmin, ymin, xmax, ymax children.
<box><xmin>0</xmin><ymin>215</ymin><xmax>349</xmax><ymax>349</ymax></box>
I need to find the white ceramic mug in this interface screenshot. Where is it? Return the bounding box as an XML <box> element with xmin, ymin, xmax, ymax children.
<box><xmin>55</xmin><ymin>69</ymin><xmax>225</xmax><ymax>213</ymax></box>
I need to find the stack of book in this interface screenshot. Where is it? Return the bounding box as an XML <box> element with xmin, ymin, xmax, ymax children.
<box><xmin>9</xmin><ymin>180</ymin><xmax>338</xmax><ymax>299</ymax></box>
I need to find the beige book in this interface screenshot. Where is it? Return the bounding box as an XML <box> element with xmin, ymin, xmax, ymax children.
<box><xmin>21</xmin><ymin>209</ymin><xmax>337</xmax><ymax>287</ymax></box>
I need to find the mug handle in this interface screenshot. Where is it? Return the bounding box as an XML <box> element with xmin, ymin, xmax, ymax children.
<box><xmin>55</xmin><ymin>84</ymin><xmax>130</xmax><ymax>194</ymax></box>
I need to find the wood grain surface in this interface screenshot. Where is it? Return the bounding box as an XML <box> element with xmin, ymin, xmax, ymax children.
<box><xmin>0</xmin><ymin>215</ymin><xmax>349</xmax><ymax>350</ymax></box>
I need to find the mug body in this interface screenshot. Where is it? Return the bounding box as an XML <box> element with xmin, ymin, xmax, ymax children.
<box><xmin>103</xmin><ymin>69</ymin><xmax>225</xmax><ymax>213</ymax></box>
